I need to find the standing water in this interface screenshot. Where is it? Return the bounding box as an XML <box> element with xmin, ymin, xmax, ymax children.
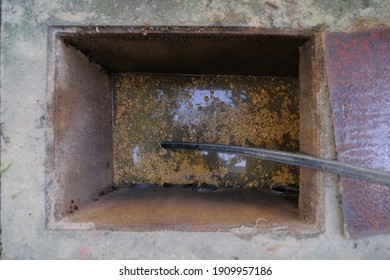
<box><xmin>113</xmin><ymin>74</ymin><xmax>300</xmax><ymax>189</ymax></box>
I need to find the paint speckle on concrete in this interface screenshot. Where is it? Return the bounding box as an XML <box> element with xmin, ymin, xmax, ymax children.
<box><xmin>1</xmin><ymin>2</ymin><xmax>24</xmax><ymax>25</ymax></box>
<box><xmin>55</xmin><ymin>11</ymin><xmax>92</xmax><ymax>22</ymax></box>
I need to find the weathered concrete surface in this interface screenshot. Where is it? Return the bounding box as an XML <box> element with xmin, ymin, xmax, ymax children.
<box><xmin>1</xmin><ymin>0</ymin><xmax>390</xmax><ymax>259</ymax></box>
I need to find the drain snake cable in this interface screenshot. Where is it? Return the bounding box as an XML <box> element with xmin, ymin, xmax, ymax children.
<box><xmin>161</xmin><ymin>141</ymin><xmax>390</xmax><ymax>187</ymax></box>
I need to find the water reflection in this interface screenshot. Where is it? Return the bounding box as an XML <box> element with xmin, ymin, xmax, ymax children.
<box><xmin>218</xmin><ymin>152</ymin><xmax>247</xmax><ymax>171</ymax></box>
<box><xmin>156</xmin><ymin>89</ymin><xmax>164</xmax><ymax>101</ymax></box>
<box><xmin>132</xmin><ymin>146</ymin><xmax>141</xmax><ymax>163</ymax></box>
<box><xmin>218</xmin><ymin>153</ymin><xmax>236</xmax><ymax>163</ymax></box>
<box><xmin>190</xmin><ymin>89</ymin><xmax>235</xmax><ymax>107</ymax></box>
<box><xmin>173</xmin><ymin>89</ymin><xmax>235</xmax><ymax>125</ymax></box>
<box><xmin>235</xmin><ymin>159</ymin><xmax>247</xmax><ymax>168</ymax></box>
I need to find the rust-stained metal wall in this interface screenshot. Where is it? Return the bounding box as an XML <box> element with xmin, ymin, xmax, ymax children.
<box><xmin>47</xmin><ymin>34</ymin><xmax>114</xmax><ymax>223</ymax></box>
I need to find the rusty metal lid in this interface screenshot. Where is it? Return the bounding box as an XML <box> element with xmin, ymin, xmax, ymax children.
<box><xmin>325</xmin><ymin>28</ymin><xmax>390</xmax><ymax>238</ymax></box>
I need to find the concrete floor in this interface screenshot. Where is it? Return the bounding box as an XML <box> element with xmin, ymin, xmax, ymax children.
<box><xmin>1</xmin><ymin>0</ymin><xmax>390</xmax><ymax>259</ymax></box>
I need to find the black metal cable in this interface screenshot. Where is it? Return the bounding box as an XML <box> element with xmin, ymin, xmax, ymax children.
<box><xmin>161</xmin><ymin>141</ymin><xmax>390</xmax><ymax>187</ymax></box>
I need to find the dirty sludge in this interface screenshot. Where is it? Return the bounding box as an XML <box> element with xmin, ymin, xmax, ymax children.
<box><xmin>113</xmin><ymin>74</ymin><xmax>300</xmax><ymax>189</ymax></box>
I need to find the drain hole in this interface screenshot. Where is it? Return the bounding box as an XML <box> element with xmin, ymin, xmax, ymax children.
<box><xmin>271</xmin><ymin>185</ymin><xmax>299</xmax><ymax>195</ymax></box>
<box><xmin>129</xmin><ymin>183</ymin><xmax>159</xmax><ymax>189</ymax></box>
<box><xmin>163</xmin><ymin>183</ymin><xmax>194</xmax><ymax>189</ymax></box>
<box><xmin>191</xmin><ymin>183</ymin><xmax>218</xmax><ymax>192</ymax></box>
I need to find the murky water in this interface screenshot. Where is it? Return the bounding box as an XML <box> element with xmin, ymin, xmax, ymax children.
<box><xmin>113</xmin><ymin>74</ymin><xmax>299</xmax><ymax>188</ymax></box>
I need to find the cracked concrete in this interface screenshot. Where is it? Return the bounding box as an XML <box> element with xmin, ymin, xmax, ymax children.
<box><xmin>1</xmin><ymin>0</ymin><xmax>390</xmax><ymax>259</ymax></box>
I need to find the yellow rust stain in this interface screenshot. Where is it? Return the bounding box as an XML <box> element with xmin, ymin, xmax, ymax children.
<box><xmin>113</xmin><ymin>74</ymin><xmax>299</xmax><ymax>188</ymax></box>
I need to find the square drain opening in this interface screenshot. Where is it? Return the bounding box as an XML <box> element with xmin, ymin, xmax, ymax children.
<box><xmin>46</xmin><ymin>27</ymin><xmax>324</xmax><ymax>232</ymax></box>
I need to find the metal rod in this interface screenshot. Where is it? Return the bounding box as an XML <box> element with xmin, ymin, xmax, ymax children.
<box><xmin>161</xmin><ymin>141</ymin><xmax>390</xmax><ymax>187</ymax></box>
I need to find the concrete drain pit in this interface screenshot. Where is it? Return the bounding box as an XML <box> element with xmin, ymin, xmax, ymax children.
<box><xmin>46</xmin><ymin>27</ymin><xmax>324</xmax><ymax>232</ymax></box>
